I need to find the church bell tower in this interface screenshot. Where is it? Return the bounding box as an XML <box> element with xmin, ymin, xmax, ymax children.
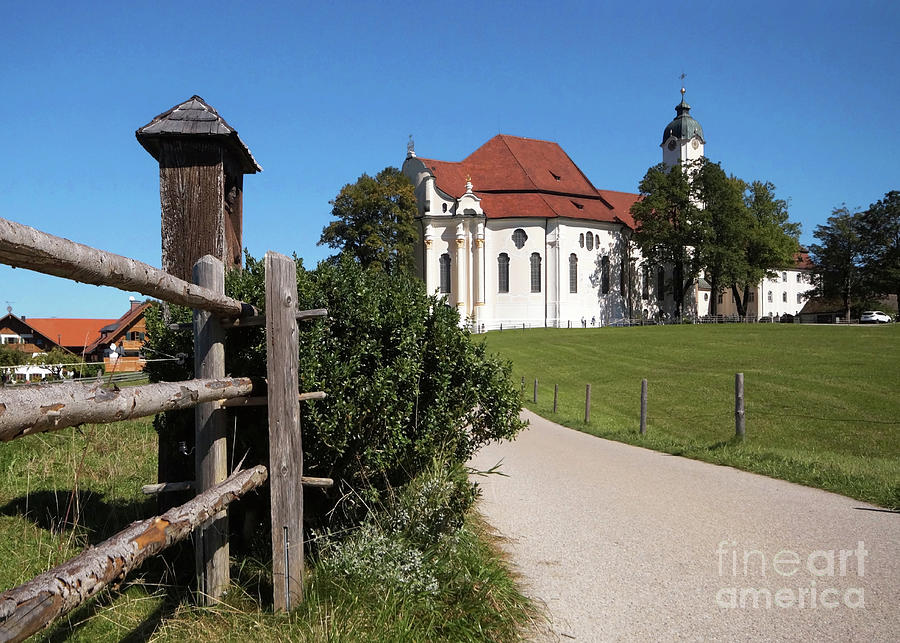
<box><xmin>661</xmin><ymin>86</ymin><xmax>705</xmax><ymax>167</ymax></box>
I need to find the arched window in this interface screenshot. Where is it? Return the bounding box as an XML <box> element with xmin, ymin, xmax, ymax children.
<box><xmin>641</xmin><ymin>265</ymin><xmax>649</xmax><ymax>300</ymax></box>
<box><xmin>586</xmin><ymin>233</ymin><xmax>594</xmax><ymax>251</ymax></box>
<box><xmin>767</xmin><ymin>290</ymin><xmax>773</xmax><ymax>303</ymax></box>
<box><xmin>579</xmin><ymin>233</ymin><xmax>585</xmax><ymax>248</ymax></box>
<box><xmin>782</xmin><ymin>292</ymin><xmax>788</xmax><ymax>303</ymax></box>
<box><xmin>601</xmin><ymin>256</ymin><xmax>610</xmax><ymax>294</ymax></box>
<box><xmin>796</xmin><ymin>293</ymin><xmax>802</xmax><ymax>304</ymax></box>
<box><xmin>595</xmin><ymin>234</ymin><xmax>600</xmax><ymax>248</ymax></box>
<box><xmin>782</xmin><ymin>272</ymin><xmax>788</xmax><ymax>282</ymax></box>
<box><xmin>498</xmin><ymin>253</ymin><xmax>509</xmax><ymax>293</ymax></box>
<box><xmin>530</xmin><ymin>253</ymin><xmax>542</xmax><ymax>293</ymax></box>
<box><xmin>439</xmin><ymin>253</ymin><xmax>451</xmax><ymax>294</ymax></box>
<box><xmin>657</xmin><ymin>266</ymin><xmax>665</xmax><ymax>301</ymax></box>
<box><xmin>512</xmin><ymin>228</ymin><xmax>527</xmax><ymax>249</ymax></box>
<box><xmin>569</xmin><ymin>254</ymin><xmax>578</xmax><ymax>293</ymax></box>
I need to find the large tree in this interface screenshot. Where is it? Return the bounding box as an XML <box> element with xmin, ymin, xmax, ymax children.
<box><xmin>727</xmin><ymin>181</ymin><xmax>800</xmax><ymax>316</ymax></box>
<box><xmin>630</xmin><ymin>161</ymin><xmax>707</xmax><ymax>318</ymax></box>
<box><xmin>809</xmin><ymin>207</ymin><xmax>868</xmax><ymax>322</ymax></box>
<box><xmin>319</xmin><ymin>166</ymin><xmax>419</xmax><ymax>271</ymax></box>
<box><xmin>857</xmin><ymin>190</ymin><xmax>900</xmax><ymax>311</ymax></box>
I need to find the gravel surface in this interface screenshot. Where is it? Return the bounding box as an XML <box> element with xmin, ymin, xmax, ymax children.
<box><xmin>469</xmin><ymin>410</ymin><xmax>899</xmax><ymax>642</ymax></box>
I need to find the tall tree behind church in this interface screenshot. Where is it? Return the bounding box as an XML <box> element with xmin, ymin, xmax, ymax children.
<box><xmin>858</xmin><ymin>191</ymin><xmax>900</xmax><ymax>313</ymax></box>
<box><xmin>809</xmin><ymin>208</ymin><xmax>869</xmax><ymax>322</ymax></box>
<box><xmin>319</xmin><ymin>167</ymin><xmax>419</xmax><ymax>272</ymax></box>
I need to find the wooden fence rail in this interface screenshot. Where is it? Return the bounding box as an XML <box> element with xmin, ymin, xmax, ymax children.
<box><xmin>0</xmin><ymin>465</ymin><xmax>268</xmax><ymax>643</ymax></box>
<box><xmin>0</xmin><ymin>217</ymin><xmax>249</xmax><ymax>318</ymax></box>
<box><xmin>0</xmin><ymin>377</ymin><xmax>254</xmax><ymax>442</ymax></box>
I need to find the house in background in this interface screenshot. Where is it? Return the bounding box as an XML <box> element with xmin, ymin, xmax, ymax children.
<box><xmin>84</xmin><ymin>299</ymin><xmax>151</xmax><ymax>371</ymax></box>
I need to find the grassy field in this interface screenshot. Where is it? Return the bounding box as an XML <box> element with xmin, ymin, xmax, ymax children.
<box><xmin>483</xmin><ymin>323</ymin><xmax>900</xmax><ymax>509</ymax></box>
<box><xmin>0</xmin><ymin>418</ymin><xmax>539</xmax><ymax>641</ymax></box>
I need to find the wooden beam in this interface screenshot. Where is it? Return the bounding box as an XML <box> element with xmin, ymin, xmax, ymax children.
<box><xmin>192</xmin><ymin>256</ymin><xmax>229</xmax><ymax>603</ymax></box>
<box><xmin>0</xmin><ymin>465</ymin><xmax>268</xmax><ymax>643</ymax></box>
<box><xmin>220</xmin><ymin>391</ymin><xmax>326</xmax><ymax>408</ymax></box>
<box><xmin>265</xmin><ymin>251</ymin><xmax>304</xmax><ymax>611</ymax></box>
<box><xmin>0</xmin><ymin>378</ymin><xmax>253</xmax><ymax>442</ymax></box>
<box><xmin>0</xmin><ymin>217</ymin><xmax>250</xmax><ymax>318</ymax></box>
<box><xmin>142</xmin><ymin>474</ymin><xmax>331</xmax><ymax>495</ymax></box>
<box><xmin>220</xmin><ymin>308</ymin><xmax>328</xmax><ymax>329</ymax></box>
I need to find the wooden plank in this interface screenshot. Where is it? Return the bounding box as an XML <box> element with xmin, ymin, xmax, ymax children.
<box><xmin>0</xmin><ymin>466</ymin><xmax>267</xmax><ymax>643</ymax></box>
<box><xmin>0</xmin><ymin>217</ymin><xmax>248</xmax><ymax>318</ymax></box>
<box><xmin>220</xmin><ymin>391</ymin><xmax>326</xmax><ymax>408</ymax></box>
<box><xmin>265</xmin><ymin>251</ymin><xmax>303</xmax><ymax>611</ymax></box>
<box><xmin>0</xmin><ymin>377</ymin><xmax>253</xmax><ymax>442</ymax></box>
<box><xmin>143</xmin><ymin>475</ymin><xmax>331</xmax><ymax>495</ymax></box>
<box><xmin>220</xmin><ymin>308</ymin><xmax>327</xmax><ymax>329</ymax></box>
<box><xmin>192</xmin><ymin>256</ymin><xmax>229</xmax><ymax>604</ymax></box>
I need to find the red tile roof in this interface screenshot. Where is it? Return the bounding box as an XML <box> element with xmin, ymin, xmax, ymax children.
<box><xmin>794</xmin><ymin>251</ymin><xmax>814</xmax><ymax>270</ymax></box>
<box><xmin>84</xmin><ymin>302</ymin><xmax>151</xmax><ymax>355</ymax></box>
<box><xmin>419</xmin><ymin>134</ymin><xmax>637</xmax><ymax>227</ymax></box>
<box><xmin>27</xmin><ymin>318</ymin><xmax>116</xmax><ymax>351</ymax></box>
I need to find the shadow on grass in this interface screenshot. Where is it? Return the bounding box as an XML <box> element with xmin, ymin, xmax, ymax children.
<box><xmin>0</xmin><ymin>489</ymin><xmax>154</xmax><ymax>546</ymax></box>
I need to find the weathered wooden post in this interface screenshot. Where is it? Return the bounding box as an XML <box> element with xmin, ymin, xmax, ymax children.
<box><xmin>735</xmin><ymin>373</ymin><xmax>745</xmax><ymax>438</ymax></box>
<box><xmin>265</xmin><ymin>252</ymin><xmax>304</xmax><ymax>611</ymax></box>
<box><xmin>136</xmin><ymin>95</ymin><xmax>262</xmax><ymax>281</ymax></box>
<box><xmin>137</xmin><ymin>95</ymin><xmax>261</xmax><ymax>512</ymax></box>
<box><xmin>640</xmin><ymin>378</ymin><xmax>648</xmax><ymax>435</ymax></box>
<box><xmin>553</xmin><ymin>384</ymin><xmax>558</xmax><ymax>413</ymax></box>
<box><xmin>533</xmin><ymin>379</ymin><xmax>538</xmax><ymax>403</ymax></box>
<box><xmin>192</xmin><ymin>255</ymin><xmax>229</xmax><ymax>603</ymax></box>
<box><xmin>585</xmin><ymin>384</ymin><xmax>591</xmax><ymax>423</ymax></box>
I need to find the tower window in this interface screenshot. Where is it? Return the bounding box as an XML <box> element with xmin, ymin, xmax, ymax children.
<box><xmin>601</xmin><ymin>256</ymin><xmax>610</xmax><ymax>294</ymax></box>
<box><xmin>439</xmin><ymin>253</ymin><xmax>451</xmax><ymax>294</ymax></box>
<box><xmin>569</xmin><ymin>254</ymin><xmax>578</xmax><ymax>293</ymax></box>
<box><xmin>498</xmin><ymin>253</ymin><xmax>509</xmax><ymax>293</ymax></box>
<box><xmin>512</xmin><ymin>228</ymin><xmax>527</xmax><ymax>249</ymax></box>
<box><xmin>530</xmin><ymin>253</ymin><xmax>542</xmax><ymax>293</ymax></box>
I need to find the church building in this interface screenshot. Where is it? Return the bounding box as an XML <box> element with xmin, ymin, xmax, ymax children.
<box><xmin>401</xmin><ymin>93</ymin><xmax>813</xmax><ymax>328</ymax></box>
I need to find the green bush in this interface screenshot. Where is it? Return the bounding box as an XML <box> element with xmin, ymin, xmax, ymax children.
<box><xmin>145</xmin><ymin>254</ymin><xmax>524</xmax><ymax>531</ymax></box>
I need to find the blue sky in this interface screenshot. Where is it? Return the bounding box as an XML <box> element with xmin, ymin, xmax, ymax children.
<box><xmin>2</xmin><ymin>1</ymin><xmax>898</xmax><ymax>317</ymax></box>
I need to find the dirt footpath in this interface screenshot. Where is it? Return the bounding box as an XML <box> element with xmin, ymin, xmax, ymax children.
<box><xmin>469</xmin><ymin>410</ymin><xmax>899</xmax><ymax>642</ymax></box>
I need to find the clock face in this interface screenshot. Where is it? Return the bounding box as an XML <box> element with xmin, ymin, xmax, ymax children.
<box><xmin>692</xmin><ymin>139</ymin><xmax>699</xmax><ymax>150</ymax></box>
<box><xmin>667</xmin><ymin>140</ymin><xmax>676</xmax><ymax>151</ymax></box>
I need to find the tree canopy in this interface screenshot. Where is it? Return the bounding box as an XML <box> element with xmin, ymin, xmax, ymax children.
<box><xmin>857</xmin><ymin>190</ymin><xmax>900</xmax><ymax>310</ymax></box>
<box><xmin>809</xmin><ymin>207</ymin><xmax>869</xmax><ymax>322</ymax></box>
<box><xmin>319</xmin><ymin>166</ymin><xmax>419</xmax><ymax>272</ymax></box>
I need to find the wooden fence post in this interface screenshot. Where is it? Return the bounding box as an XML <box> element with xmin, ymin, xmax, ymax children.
<box><xmin>585</xmin><ymin>384</ymin><xmax>591</xmax><ymax>423</ymax></box>
<box><xmin>265</xmin><ymin>252</ymin><xmax>303</xmax><ymax>611</ymax></box>
<box><xmin>735</xmin><ymin>373</ymin><xmax>745</xmax><ymax>438</ymax></box>
<box><xmin>192</xmin><ymin>255</ymin><xmax>229</xmax><ymax>604</ymax></box>
<box><xmin>533</xmin><ymin>379</ymin><xmax>538</xmax><ymax>403</ymax></box>
<box><xmin>640</xmin><ymin>379</ymin><xmax>648</xmax><ymax>435</ymax></box>
<box><xmin>553</xmin><ymin>384</ymin><xmax>558</xmax><ymax>414</ymax></box>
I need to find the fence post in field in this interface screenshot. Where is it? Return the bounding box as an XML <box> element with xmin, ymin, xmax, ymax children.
<box><xmin>266</xmin><ymin>252</ymin><xmax>304</xmax><ymax>611</ymax></box>
<box><xmin>640</xmin><ymin>378</ymin><xmax>648</xmax><ymax>435</ymax></box>
<box><xmin>585</xmin><ymin>384</ymin><xmax>591</xmax><ymax>423</ymax></box>
<box><xmin>735</xmin><ymin>373</ymin><xmax>745</xmax><ymax>438</ymax></box>
<box><xmin>192</xmin><ymin>255</ymin><xmax>229</xmax><ymax>604</ymax></box>
<box><xmin>553</xmin><ymin>384</ymin><xmax>558</xmax><ymax>413</ymax></box>
<box><xmin>533</xmin><ymin>379</ymin><xmax>538</xmax><ymax>403</ymax></box>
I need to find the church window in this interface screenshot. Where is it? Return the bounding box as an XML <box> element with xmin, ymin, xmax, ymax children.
<box><xmin>569</xmin><ymin>254</ymin><xmax>578</xmax><ymax>293</ymax></box>
<box><xmin>796</xmin><ymin>273</ymin><xmax>802</xmax><ymax>283</ymax></box>
<box><xmin>498</xmin><ymin>253</ymin><xmax>509</xmax><ymax>293</ymax></box>
<box><xmin>641</xmin><ymin>266</ymin><xmax>649</xmax><ymax>300</ymax></box>
<box><xmin>530</xmin><ymin>253</ymin><xmax>542</xmax><ymax>293</ymax></box>
<box><xmin>439</xmin><ymin>253</ymin><xmax>451</xmax><ymax>294</ymax></box>
<box><xmin>586</xmin><ymin>233</ymin><xmax>594</xmax><ymax>251</ymax></box>
<box><xmin>512</xmin><ymin>228</ymin><xmax>527</xmax><ymax>249</ymax></box>
<box><xmin>782</xmin><ymin>292</ymin><xmax>788</xmax><ymax>303</ymax></box>
<box><xmin>657</xmin><ymin>267</ymin><xmax>665</xmax><ymax>301</ymax></box>
<box><xmin>579</xmin><ymin>233</ymin><xmax>584</xmax><ymax>248</ymax></box>
<box><xmin>782</xmin><ymin>272</ymin><xmax>788</xmax><ymax>282</ymax></box>
<box><xmin>595</xmin><ymin>234</ymin><xmax>600</xmax><ymax>248</ymax></box>
<box><xmin>442</xmin><ymin>203</ymin><xmax>448</xmax><ymax>213</ymax></box>
<box><xmin>796</xmin><ymin>293</ymin><xmax>802</xmax><ymax>304</ymax></box>
<box><xmin>704</xmin><ymin>293</ymin><xmax>708</xmax><ymax>301</ymax></box>
<box><xmin>601</xmin><ymin>256</ymin><xmax>610</xmax><ymax>294</ymax></box>
<box><xmin>767</xmin><ymin>290</ymin><xmax>773</xmax><ymax>303</ymax></box>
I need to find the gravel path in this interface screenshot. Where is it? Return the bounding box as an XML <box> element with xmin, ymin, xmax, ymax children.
<box><xmin>469</xmin><ymin>410</ymin><xmax>899</xmax><ymax>642</ymax></box>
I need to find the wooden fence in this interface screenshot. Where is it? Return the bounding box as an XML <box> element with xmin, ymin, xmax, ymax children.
<box><xmin>0</xmin><ymin>217</ymin><xmax>328</xmax><ymax>640</ymax></box>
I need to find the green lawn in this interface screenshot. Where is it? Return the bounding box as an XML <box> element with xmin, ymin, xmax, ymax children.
<box><xmin>483</xmin><ymin>323</ymin><xmax>900</xmax><ymax>509</ymax></box>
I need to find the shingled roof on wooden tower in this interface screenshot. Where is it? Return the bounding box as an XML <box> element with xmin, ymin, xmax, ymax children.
<box><xmin>135</xmin><ymin>95</ymin><xmax>261</xmax><ymax>173</ymax></box>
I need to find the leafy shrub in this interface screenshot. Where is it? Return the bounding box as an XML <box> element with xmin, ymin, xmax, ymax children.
<box><xmin>145</xmin><ymin>253</ymin><xmax>524</xmax><ymax>531</ymax></box>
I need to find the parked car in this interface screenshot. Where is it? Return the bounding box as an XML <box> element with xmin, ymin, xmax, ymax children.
<box><xmin>860</xmin><ymin>311</ymin><xmax>892</xmax><ymax>324</ymax></box>
<box><xmin>779</xmin><ymin>313</ymin><xmax>795</xmax><ymax>323</ymax></box>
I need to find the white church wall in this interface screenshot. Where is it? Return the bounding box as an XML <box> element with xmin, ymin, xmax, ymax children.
<box><xmin>484</xmin><ymin>218</ymin><xmax>547</xmax><ymax>326</ymax></box>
